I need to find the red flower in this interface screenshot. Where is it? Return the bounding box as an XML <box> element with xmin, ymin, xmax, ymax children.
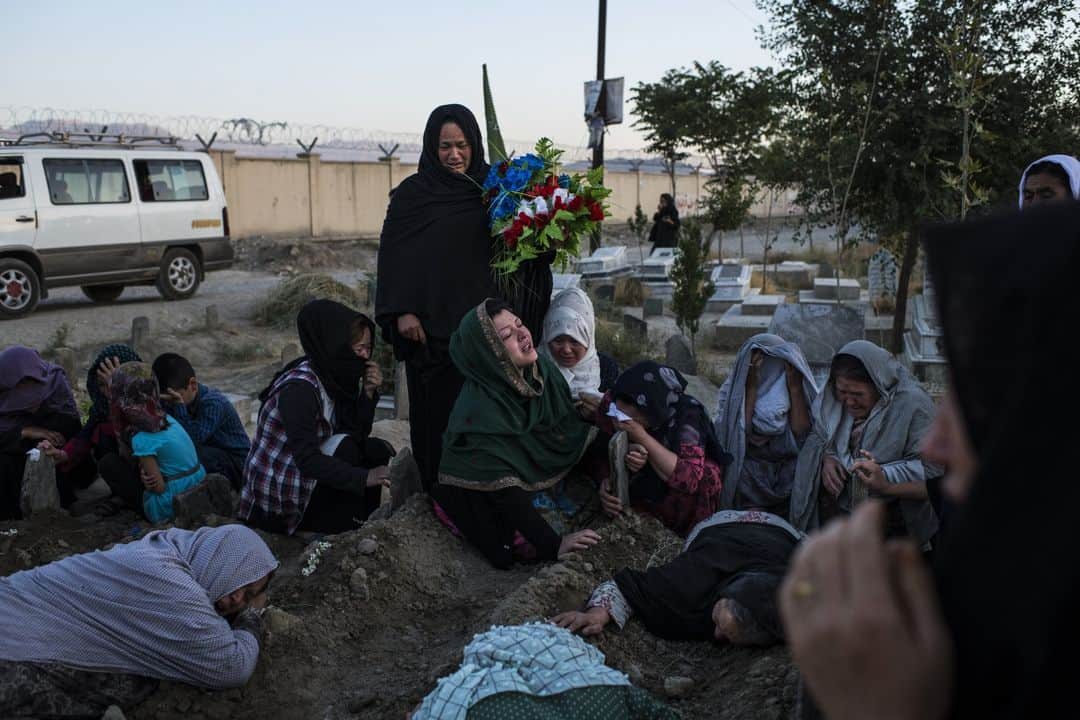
<box><xmin>568</xmin><ymin>196</ymin><xmax>585</xmax><ymax>212</ymax></box>
<box><xmin>552</xmin><ymin>196</ymin><xmax>566</xmax><ymax>212</ymax></box>
<box><xmin>547</xmin><ymin>174</ymin><xmax>559</xmax><ymax>187</ymax></box>
<box><xmin>535</xmin><ymin>212</ymin><xmax>550</xmax><ymax>228</ymax></box>
<box><xmin>517</xmin><ymin>212</ymin><xmax>534</xmax><ymax>227</ymax></box>
<box><xmin>588</xmin><ymin>201</ymin><xmax>604</xmax><ymax>221</ymax></box>
<box><xmin>498</xmin><ymin>161</ymin><xmax>509</xmax><ymax>173</ymax></box>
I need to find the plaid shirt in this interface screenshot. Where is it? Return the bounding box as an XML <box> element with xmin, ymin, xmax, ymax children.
<box><xmin>238</xmin><ymin>362</ymin><xmax>333</xmax><ymax>534</ymax></box>
<box><xmin>169</xmin><ymin>384</ymin><xmax>250</xmax><ymax>455</ymax></box>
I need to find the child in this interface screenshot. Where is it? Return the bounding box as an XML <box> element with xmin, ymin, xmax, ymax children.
<box><xmin>152</xmin><ymin>353</ymin><xmax>250</xmax><ymax>490</ymax></box>
<box><xmin>109</xmin><ymin>362</ymin><xmax>206</xmax><ymax>523</ymax></box>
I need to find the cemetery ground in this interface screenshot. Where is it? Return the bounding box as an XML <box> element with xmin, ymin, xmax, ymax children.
<box><xmin>0</xmin><ymin>231</ymin><xmax>871</xmax><ymax>720</ymax></box>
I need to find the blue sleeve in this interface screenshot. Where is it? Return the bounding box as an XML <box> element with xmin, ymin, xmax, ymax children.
<box><xmin>130</xmin><ymin>430</ymin><xmax>164</xmax><ymax>458</ymax></box>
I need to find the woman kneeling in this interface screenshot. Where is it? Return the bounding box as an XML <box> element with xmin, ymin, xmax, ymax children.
<box><xmin>435</xmin><ymin>299</ymin><xmax>600</xmax><ymax>569</ymax></box>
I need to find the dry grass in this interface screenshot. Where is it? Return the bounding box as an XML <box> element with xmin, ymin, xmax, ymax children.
<box><xmin>253</xmin><ymin>274</ymin><xmax>364</xmax><ymax>328</ymax></box>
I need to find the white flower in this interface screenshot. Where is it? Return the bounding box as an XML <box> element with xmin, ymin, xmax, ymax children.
<box><xmin>532</xmin><ymin>196</ymin><xmax>549</xmax><ymax>216</ymax></box>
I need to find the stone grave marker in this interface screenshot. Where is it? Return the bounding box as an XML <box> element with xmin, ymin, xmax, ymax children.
<box><xmin>768</xmin><ymin>303</ymin><xmax>865</xmax><ymax>385</ymax></box>
<box><xmin>623</xmin><ymin>312</ymin><xmax>648</xmax><ymax>341</ymax></box>
<box><xmin>868</xmin><ymin>249</ymin><xmax>898</xmax><ymax>305</ymax></box>
<box><xmin>20</xmin><ymin>452</ymin><xmax>61</xmax><ymax>517</ymax></box>
<box><xmin>664</xmin><ymin>334</ymin><xmax>696</xmax><ymax>375</ymax></box>
<box><xmin>131</xmin><ymin>316</ymin><xmax>150</xmax><ymax>353</ymax></box>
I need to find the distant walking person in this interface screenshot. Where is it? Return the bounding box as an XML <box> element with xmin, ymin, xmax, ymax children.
<box><xmin>648</xmin><ymin>193</ymin><xmax>680</xmax><ymax>250</ymax></box>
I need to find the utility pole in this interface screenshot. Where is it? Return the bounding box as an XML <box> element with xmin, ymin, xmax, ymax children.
<box><xmin>590</xmin><ymin>0</ymin><xmax>607</xmax><ymax>252</ymax></box>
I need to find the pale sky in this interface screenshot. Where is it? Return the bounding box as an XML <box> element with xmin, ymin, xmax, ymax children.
<box><xmin>6</xmin><ymin>0</ymin><xmax>773</xmax><ymax>152</ymax></box>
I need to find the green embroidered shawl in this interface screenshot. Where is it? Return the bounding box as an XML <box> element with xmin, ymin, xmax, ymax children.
<box><xmin>439</xmin><ymin>301</ymin><xmax>594</xmax><ymax>491</ymax></box>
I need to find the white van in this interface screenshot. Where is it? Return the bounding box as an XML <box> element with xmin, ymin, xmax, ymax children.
<box><xmin>0</xmin><ymin>135</ymin><xmax>233</xmax><ymax>319</ymax></box>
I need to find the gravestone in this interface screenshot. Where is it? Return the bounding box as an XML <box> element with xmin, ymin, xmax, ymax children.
<box><xmin>130</xmin><ymin>316</ymin><xmax>150</xmax><ymax>354</ymax></box>
<box><xmin>172</xmin><ymin>474</ymin><xmax>235</xmax><ymax>529</ymax></box>
<box><xmin>902</xmin><ymin>255</ymin><xmax>948</xmax><ymax>383</ymax></box>
<box><xmin>394</xmin><ymin>362</ymin><xmax>409</xmax><ymax>421</ymax></box>
<box><xmin>812</xmin><ymin>278</ymin><xmax>862</xmax><ymax>301</ymax></box>
<box><xmin>593</xmin><ymin>284</ymin><xmax>615</xmax><ymax>303</ymax></box>
<box><xmin>575</xmin><ymin>246</ymin><xmax>631</xmax><ymax>278</ymax></box>
<box><xmin>867</xmin><ymin>249</ymin><xmax>898</xmax><ymax>314</ymax></box>
<box><xmin>623</xmin><ymin>312</ymin><xmax>648</xmax><ymax>341</ymax></box>
<box><xmin>552</xmin><ymin>273</ymin><xmax>582</xmax><ymax>293</ymax></box>
<box><xmin>639</xmin><ymin>247</ymin><xmax>678</xmax><ymax>281</ymax></box>
<box><xmin>643</xmin><ymin>297</ymin><xmax>664</xmax><ymax>318</ymax></box>
<box><xmin>664</xmin><ymin>334</ymin><xmax>696</xmax><ymax>375</ymax></box>
<box><xmin>768</xmin><ymin>303</ymin><xmax>865</xmax><ymax>386</ymax></box>
<box><xmin>707</xmin><ymin>263</ymin><xmax>753</xmax><ymax>312</ymax></box>
<box><xmin>205</xmin><ymin>305</ymin><xmax>221</xmax><ymax>330</ymax></box>
<box><xmin>20</xmin><ymin>452</ymin><xmax>61</xmax><ymax>517</ymax></box>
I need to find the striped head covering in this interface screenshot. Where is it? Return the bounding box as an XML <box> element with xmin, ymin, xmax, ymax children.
<box><xmin>0</xmin><ymin>525</ymin><xmax>279</xmax><ymax>689</ymax></box>
<box><xmin>108</xmin><ymin>361</ymin><xmax>166</xmax><ymax>443</ymax></box>
<box><xmin>86</xmin><ymin>344</ymin><xmax>142</xmax><ymax>423</ymax></box>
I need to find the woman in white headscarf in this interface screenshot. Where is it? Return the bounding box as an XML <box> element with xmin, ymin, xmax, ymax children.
<box><xmin>0</xmin><ymin>525</ymin><xmax>278</xmax><ymax>717</ymax></box>
<box><xmin>540</xmin><ymin>288</ymin><xmax>619</xmax><ymax>403</ymax></box>
<box><xmin>1018</xmin><ymin>154</ymin><xmax>1080</xmax><ymax>208</ymax></box>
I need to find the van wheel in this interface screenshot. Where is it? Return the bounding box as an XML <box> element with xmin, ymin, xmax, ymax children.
<box><xmin>82</xmin><ymin>284</ymin><xmax>125</xmax><ymax>303</ymax></box>
<box><xmin>156</xmin><ymin>248</ymin><xmax>201</xmax><ymax>300</ymax></box>
<box><xmin>0</xmin><ymin>258</ymin><xmax>41</xmax><ymax>319</ymax></box>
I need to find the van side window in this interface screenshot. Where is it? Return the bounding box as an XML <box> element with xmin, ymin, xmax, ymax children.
<box><xmin>133</xmin><ymin>159</ymin><xmax>209</xmax><ymax>202</ymax></box>
<box><xmin>0</xmin><ymin>158</ymin><xmax>25</xmax><ymax>200</ymax></box>
<box><xmin>43</xmin><ymin>159</ymin><xmax>131</xmax><ymax>205</ymax></box>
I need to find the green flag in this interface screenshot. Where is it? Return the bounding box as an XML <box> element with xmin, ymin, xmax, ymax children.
<box><xmin>483</xmin><ymin>64</ymin><xmax>508</xmax><ymax>163</ymax></box>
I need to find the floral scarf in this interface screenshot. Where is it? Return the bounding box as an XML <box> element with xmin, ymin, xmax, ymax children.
<box><xmin>108</xmin><ymin>362</ymin><xmax>167</xmax><ymax>443</ymax></box>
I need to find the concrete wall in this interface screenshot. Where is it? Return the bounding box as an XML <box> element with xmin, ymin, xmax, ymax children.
<box><xmin>208</xmin><ymin>150</ymin><xmax>791</xmax><ymax>240</ymax></box>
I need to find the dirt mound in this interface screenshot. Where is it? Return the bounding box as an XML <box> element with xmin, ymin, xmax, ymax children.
<box><xmin>252</xmin><ymin>274</ymin><xmax>366</xmax><ymax>329</ymax></box>
<box><xmin>120</xmin><ymin>494</ymin><xmax>796</xmax><ymax>720</ymax></box>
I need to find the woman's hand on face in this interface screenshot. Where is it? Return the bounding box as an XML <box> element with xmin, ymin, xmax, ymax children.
<box><xmin>626</xmin><ymin>444</ymin><xmax>648</xmax><ymax>473</ymax></box>
<box><xmin>616</xmin><ymin>417</ymin><xmax>646</xmax><ymax>443</ymax></box>
<box><xmin>552</xmin><ymin>606</ymin><xmax>611</xmax><ymax>636</ymax></box>
<box><xmin>779</xmin><ymin>502</ymin><xmax>953</xmax><ymax>720</ymax></box>
<box><xmin>598</xmin><ymin>482</ymin><xmax>624</xmax><ymax>517</ymax></box>
<box><xmin>21</xmin><ymin>426</ymin><xmax>65</xmax><ymax>446</ymax></box>
<box><xmin>822</xmin><ymin>455</ymin><xmax>848</xmax><ymax>498</ymax></box>
<box><xmin>96</xmin><ymin>356</ymin><xmax>122</xmax><ymax>398</ymax></box>
<box><xmin>396</xmin><ymin>314</ymin><xmax>426</xmax><ymax>345</ymax></box>
<box><xmin>558</xmin><ymin>529</ymin><xmax>601</xmax><ymax>559</ymax></box>
<box><xmin>366</xmin><ymin>465</ymin><xmax>390</xmax><ymax>488</ymax></box>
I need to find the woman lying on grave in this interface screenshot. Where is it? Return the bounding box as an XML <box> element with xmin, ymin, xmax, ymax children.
<box><xmin>554</xmin><ymin>509</ymin><xmax>801</xmax><ymax>647</ymax></box>
<box><xmin>1018</xmin><ymin>153</ymin><xmax>1079</xmax><ymax>208</ymax></box>
<box><xmin>37</xmin><ymin>344</ymin><xmax>145</xmax><ymax>517</ymax></box>
<box><xmin>0</xmin><ymin>525</ymin><xmax>278</xmax><ymax>718</ymax></box>
<box><xmin>714</xmin><ymin>334</ymin><xmax>817</xmax><ymax>518</ymax></box>
<box><xmin>587</xmin><ymin>360</ymin><xmax>732</xmax><ymax>536</ymax></box>
<box><xmin>0</xmin><ymin>345</ymin><xmax>89</xmax><ymax>520</ymax></box>
<box><xmin>433</xmin><ymin>299</ymin><xmax>601</xmax><ymax>570</ymax></box>
<box><xmin>408</xmin><ymin>623</ymin><xmax>677</xmax><ymax>720</ymax></box>
<box><xmin>787</xmin><ymin>340</ymin><xmax>942</xmax><ymax>547</ymax></box>
<box><xmin>106</xmin><ymin>361</ymin><xmax>207</xmax><ymax>523</ymax></box>
<box><xmin>239</xmin><ymin>299</ymin><xmax>394</xmax><ymax>536</ymax></box>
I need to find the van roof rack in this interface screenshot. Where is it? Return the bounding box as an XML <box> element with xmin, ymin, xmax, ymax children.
<box><xmin>0</xmin><ymin>131</ymin><xmax>184</xmax><ymax>149</ymax></box>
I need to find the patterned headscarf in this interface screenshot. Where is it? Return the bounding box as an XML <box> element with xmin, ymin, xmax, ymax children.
<box><xmin>86</xmin><ymin>344</ymin><xmax>142</xmax><ymax>424</ymax></box>
<box><xmin>109</xmin><ymin>361</ymin><xmax>166</xmax><ymax>443</ymax></box>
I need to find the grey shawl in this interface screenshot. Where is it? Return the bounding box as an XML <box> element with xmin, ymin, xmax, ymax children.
<box><xmin>0</xmin><ymin>525</ymin><xmax>278</xmax><ymax>689</ymax></box>
<box><xmin>715</xmin><ymin>334</ymin><xmax>819</xmax><ymax>509</ymax></box>
<box><xmin>788</xmin><ymin>340</ymin><xmax>941</xmax><ymax>542</ymax></box>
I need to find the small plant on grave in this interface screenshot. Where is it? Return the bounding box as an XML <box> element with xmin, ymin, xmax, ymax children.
<box><xmin>43</xmin><ymin>322</ymin><xmax>72</xmax><ymax>358</ymax></box>
<box><xmin>253</xmin><ymin>274</ymin><xmax>362</xmax><ymax>328</ymax></box>
<box><xmin>627</xmin><ymin>203</ymin><xmax>650</xmax><ymax>262</ymax></box>
<box><xmin>670</xmin><ymin>218</ymin><xmax>715</xmax><ymax>355</ymax></box>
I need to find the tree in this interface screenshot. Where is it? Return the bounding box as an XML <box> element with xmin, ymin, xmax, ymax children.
<box><xmin>670</xmin><ymin>218</ymin><xmax>715</xmax><ymax>355</ymax></box>
<box><xmin>627</xmin><ymin>203</ymin><xmax>650</xmax><ymax>265</ymax></box>
<box><xmin>630</xmin><ymin>69</ymin><xmax>695</xmax><ymax>195</ymax></box>
<box><xmin>757</xmin><ymin>0</ymin><xmax>1080</xmax><ymax>350</ymax></box>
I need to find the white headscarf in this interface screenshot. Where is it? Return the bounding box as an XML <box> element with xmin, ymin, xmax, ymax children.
<box><xmin>0</xmin><ymin>525</ymin><xmax>279</xmax><ymax>689</ymax></box>
<box><xmin>540</xmin><ymin>288</ymin><xmax>601</xmax><ymax>400</ymax></box>
<box><xmin>1018</xmin><ymin>154</ymin><xmax>1080</xmax><ymax>208</ymax></box>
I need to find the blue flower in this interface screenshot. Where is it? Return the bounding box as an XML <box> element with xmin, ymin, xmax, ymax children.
<box><xmin>518</xmin><ymin>154</ymin><xmax>545</xmax><ymax>174</ymax></box>
<box><xmin>482</xmin><ymin>165</ymin><xmax>503</xmax><ymax>191</ymax></box>
<box><xmin>503</xmin><ymin>167</ymin><xmax>532</xmax><ymax>192</ymax></box>
<box><xmin>558</xmin><ymin>174</ymin><xmax>570</xmax><ymax>189</ymax></box>
<box><xmin>490</xmin><ymin>191</ymin><xmax>518</xmax><ymax>223</ymax></box>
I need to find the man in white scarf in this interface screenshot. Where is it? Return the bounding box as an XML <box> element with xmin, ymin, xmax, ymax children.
<box><xmin>1018</xmin><ymin>154</ymin><xmax>1080</xmax><ymax>208</ymax></box>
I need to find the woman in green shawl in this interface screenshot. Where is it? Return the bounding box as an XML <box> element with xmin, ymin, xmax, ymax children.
<box><xmin>434</xmin><ymin>299</ymin><xmax>601</xmax><ymax>569</ymax></box>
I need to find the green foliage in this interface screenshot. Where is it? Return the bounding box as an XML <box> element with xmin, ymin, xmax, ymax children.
<box><xmin>482</xmin><ymin>64</ymin><xmax>508</xmax><ymax>163</ymax></box>
<box><xmin>630</xmin><ymin>72</ymin><xmax>693</xmax><ymax>192</ymax></box>
<box><xmin>627</xmin><ymin>203</ymin><xmax>649</xmax><ymax>242</ymax></box>
<box><xmin>670</xmin><ymin>218</ymin><xmax>715</xmax><ymax>352</ymax></box>
<box><xmin>253</xmin><ymin>274</ymin><xmax>363</xmax><ymax>328</ymax></box>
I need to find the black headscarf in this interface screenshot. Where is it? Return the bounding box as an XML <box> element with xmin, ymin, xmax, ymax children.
<box><xmin>261</xmin><ymin>300</ymin><xmax>373</xmax><ymax>404</ymax></box>
<box><xmin>924</xmin><ymin>202</ymin><xmax>1080</xmax><ymax>719</ymax></box>
<box><xmin>375</xmin><ymin>104</ymin><xmax>496</xmax><ymax>347</ymax></box>
<box><xmin>614</xmin><ymin>522</ymin><xmax>795</xmax><ymax>642</ymax></box>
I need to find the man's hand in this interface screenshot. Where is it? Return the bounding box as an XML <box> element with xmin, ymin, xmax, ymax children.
<box><xmin>161</xmin><ymin>388</ymin><xmax>185</xmax><ymax>406</ymax></box>
<box><xmin>21</xmin><ymin>426</ymin><xmax>65</xmax><ymax>446</ymax></box>
<box><xmin>626</xmin><ymin>444</ymin><xmax>648</xmax><ymax>473</ymax></box>
<box><xmin>558</xmin><ymin>529</ymin><xmax>601</xmax><ymax>559</ymax></box>
<box><xmin>396</xmin><ymin>314</ymin><xmax>426</xmax><ymax>344</ymax></box>
<box><xmin>822</xmin><ymin>455</ymin><xmax>848</xmax><ymax>498</ymax></box>
<box><xmin>552</xmin><ymin>606</ymin><xmax>611</xmax><ymax>636</ymax></box>
<box><xmin>362</xmin><ymin>361</ymin><xmax>382</xmax><ymax>398</ymax></box>
<box><xmin>366</xmin><ymin>465</ymin><xmax>390</xmax><ymax>488</ymax></box>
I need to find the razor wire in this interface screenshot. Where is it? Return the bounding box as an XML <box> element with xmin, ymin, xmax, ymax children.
<box><xmin>0</xmin><ymin>105</ymin><xmax>705</xmax><ymax>166</ymax></box>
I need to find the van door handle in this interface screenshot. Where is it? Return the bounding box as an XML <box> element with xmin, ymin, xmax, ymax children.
<box><xmin>15</xmin><ymin>216</ymin><xmax>34</xmax><ymax>223</ymax></box>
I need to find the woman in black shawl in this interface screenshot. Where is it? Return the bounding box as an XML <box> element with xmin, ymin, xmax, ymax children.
<box><xmin>778</xmin><ymin>202</ymin><xmax>1080</xmax><ymax>719</ymax></box>
<box><xmin>375</xmin><ymin>104</ymin><xmax>496</xmax><ymax>493</ymax></box>
<box><xmin>648</xmin><ymin>193</ymin><xmax>680</xmax><ymax>250</ymax></box>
